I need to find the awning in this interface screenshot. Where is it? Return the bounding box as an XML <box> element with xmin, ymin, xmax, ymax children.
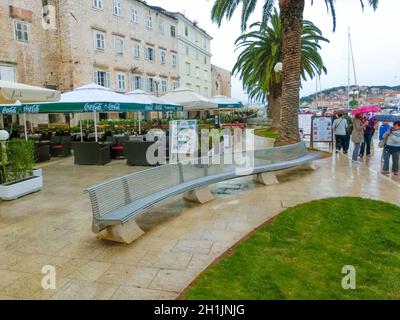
<box><xmin>1</xmin><ymin>84</ymin><xmax>183</xmax><ymax>113</ymax></box>
<box><xmin>211</xmin><ymin>95</ymin><xmax>243</xmax><ymax>109</ymax></box>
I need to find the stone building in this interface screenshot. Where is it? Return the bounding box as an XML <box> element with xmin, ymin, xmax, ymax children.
<box><xmin>211</xmin><ymin>64</ymin><xmax>232</xmax><ymax>98</ymax></box>
<box><xmin>1</xmin><ymin>1</ymin><xmax>214</xmax><ymax>125</ymax></box>
<box><xmin>171</xmin><ymin>12</ymin><xmax>213</xmax><ymax>98</ymax></box>
<box><xmin>1</xmin><ymin>0</ymin><xmax>180</xmax><ymax>91</ymax></box>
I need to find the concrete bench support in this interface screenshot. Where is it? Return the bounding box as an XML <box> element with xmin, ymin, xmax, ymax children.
<box><xmin>184</xmin><ymin>186</ymin><xmax>214</xmax><ymax>204</ymax></box>
<box><xmin>300</xmin><ymin>161</ymin><xmax>317</xmax><ymax>171</ymax></box>
<box><xmin>253</xmin><ymin>172</ymin><xmax>279</xmax><ymax>186</ymax></box>
<box><xmin>97</xmin><ymin>219</ymin><xmax>144</xmax><ymax>244</ymax></box>
<box><xmin>86</xmin><ymin>141</ymin><xmax>321</xmax><ymax>244</ymax></box>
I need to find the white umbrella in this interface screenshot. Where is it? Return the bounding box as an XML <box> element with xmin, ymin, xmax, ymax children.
<box><xmin>0</xmin><ymin>80</ymin><xmax>60</xmax><ymax>139</ymax></box>
<box><xmin>57</xmin><ymin>83</ymin><xmax>134</xmax><ymax>142</ymax></box>
<box><xmin>0</xmin><ymin>80</ymin><xmax>60</xmax><ymax>104</ymax></box>
<box><xmin>126</xmin><ymin>89</ymin><xmax>182</xmax><ymax>134</ymax></box>
<box><xmin>161</xmin><ymin>87</ymin><xmax>217</xmax><ymax>111</ymax></box>
<box><xmin>211</xmin><ymin>95</ymin><xmax>243</xmax><ymax>109</ymax></box>
<box><xmin>126</xmin><ymin>89</ymin><xmax>181</xmax><ymax>106</ymax></box>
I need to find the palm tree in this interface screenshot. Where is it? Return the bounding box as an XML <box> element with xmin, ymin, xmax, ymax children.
<box><xmin>212</xmin><ymin>0</ymin><xmax>379</xmax><ymax>145</ymax></box>
<box><xmin>233</xmin><ymin>10</ymin><xmax>328</xmax><ymax>129</ymax></box>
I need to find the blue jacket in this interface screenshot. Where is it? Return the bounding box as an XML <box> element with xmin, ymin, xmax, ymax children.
<box><xmin>379</xmin><ymin>124</ymin><xmax>392</xmax><ymax>141</ymax></box>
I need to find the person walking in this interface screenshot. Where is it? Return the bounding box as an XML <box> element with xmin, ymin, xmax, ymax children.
<box><xmin>382</xmin><ymin>121</ymin><xmax>400</xmax><ymax>175</ymax></box>
<box><xmin>379</xmin><ymin>121</ymin><xmax>392</xmax><ymax>141</ymax></box>
<box><xmin>333</xmin><ymin>113</ymin><xmax>348</xmax><ymax>154</ymax></box>
<box><xmin>343</xmin><ymin>113</ymin><xmax>353</xmax><ymax>154</ymax></box>
<box><xmin>352</xmin><ymin>114</ymin><xmax>367</xmax><ymax>162</ymax></box>
<box><xmin>379</xmin><ymin>121</ymin><xmax>392</xmax><ymax>161</ymax></box>
<box><xmin>359</xmin><ymin>114</ymin><xmax>377</xmax><ymax>158</ymax></box>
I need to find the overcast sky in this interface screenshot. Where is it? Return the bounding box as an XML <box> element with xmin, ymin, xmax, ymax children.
<box><xmin>149</xmin><ymin>0</ymin><xmax>400</xmax><ymax>102</ymax></box>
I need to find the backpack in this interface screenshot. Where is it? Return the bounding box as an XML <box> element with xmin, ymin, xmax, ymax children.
<box><xmin>345</xmin><ymin>116</ymin><xmax>353</xmax><ymax>135</ymax></box>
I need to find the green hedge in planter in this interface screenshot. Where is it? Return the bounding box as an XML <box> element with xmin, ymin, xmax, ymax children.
<box><xmin>1</xmin><ymin>139</ymin><xmax>34</xmax><ymax>184</ymax></box>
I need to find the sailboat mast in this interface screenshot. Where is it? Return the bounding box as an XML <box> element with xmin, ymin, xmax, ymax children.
<box><xmin>347</xmin><ymin>27</ymin><xmax>351</xmax><ymax>108</ymax></box>
<box><xmin>347</xmin><ymin>27</ymin><xmax>358</xmax><ymax>108</ymax></box>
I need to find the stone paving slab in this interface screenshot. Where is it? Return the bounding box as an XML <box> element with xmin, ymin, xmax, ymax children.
<box><xmin>0</xmin><ymin>139</ymin><xmax>399</xmax><ymax>300</ymax></box>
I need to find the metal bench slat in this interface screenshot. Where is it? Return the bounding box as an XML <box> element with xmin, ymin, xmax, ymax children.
<box><xmin>94</xmin><ymin>153</ymin><xmax>319</xmax><ymax>228</ymax></box>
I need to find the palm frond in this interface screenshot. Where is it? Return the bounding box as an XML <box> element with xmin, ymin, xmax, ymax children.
<box><xmin>211</xmin><ymin>0</ymin><xmax>276</xmax><ymax>31</ymax></box>
<box><xmin>233</xmin><ymin>9</ymin><xmax>329</xmax><ymax>103</ymax></box>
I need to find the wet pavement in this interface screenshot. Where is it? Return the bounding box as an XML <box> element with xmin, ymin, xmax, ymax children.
<box><xmin>0</xmin><ymin>136</ymin><xmax>399</xmax><ymax>300</ymax></box>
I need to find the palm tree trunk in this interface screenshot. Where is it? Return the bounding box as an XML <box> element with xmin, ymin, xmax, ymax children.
<box><xmin>275</xmin><ymin>0</ymin><xmax>305</xmax><ymax>146</ymax></box>
<box><xmin>270</xmin><ymin>80</ymin><xmax>282</xmax><ymax>130</ymax></box>
<box><xmin>267</xmin><ymin>92</ymin><xmax>274</xmax><ymax>126</ymax></box>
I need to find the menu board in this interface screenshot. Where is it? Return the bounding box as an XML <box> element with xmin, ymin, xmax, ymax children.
<box><xmin>298</xmin><ymin>113</ymin><xmax>313</xmax><ymax>135</ymax></box>
<box><xmin>169</xmin><ymin>120</ymin><xmax>198</xmax><ymax>156</ymax></box>
<box><xmin>311</xmin><ymin>116</ymin><xmax>333</xmax><ymax>143</ymax></box>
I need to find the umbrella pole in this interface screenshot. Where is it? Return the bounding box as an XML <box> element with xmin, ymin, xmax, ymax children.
<box><xmin>23</xmin><ymin>113</ymin><xmax>28</xmax><ymax>141</ymax></box>
<box><xmin>93</xmin><ymin>110</ymin><xmax>98</xmax><ymax>143</ymax></box>
<box><xmin>138</xmin><ymin>111</ymin><xmax>142</xmax><ymax>135</ymax></box>
<box><xmin>80</xmin><ymin>114</ymin><xmax>83</xmax><ymax>142</ymax></box>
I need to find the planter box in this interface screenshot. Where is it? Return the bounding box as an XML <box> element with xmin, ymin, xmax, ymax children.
<box><xmin>0</xmin><ymin>175</ymin><xmax>43</xmax><ymax>201</ymax></box>
<box><xmin>32</xmin><ymin>168</ymin><xmax>43</xmax><ymax>177</ymax></box>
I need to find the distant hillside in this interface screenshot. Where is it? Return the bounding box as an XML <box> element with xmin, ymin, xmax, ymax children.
<box><xmin>301</xmin><ymin>85</ymin><xmax>400</xmax><ymax>103</ymax></box>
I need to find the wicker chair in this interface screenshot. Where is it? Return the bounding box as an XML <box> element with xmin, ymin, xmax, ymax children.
<box><xmin>124</xmin><ymin>141</ymin><xmax>165</xmax><ymax>166</ymax></box>
<box><xmin>50</xmin><ymin>136</ymin><xmax>71</xmax><ymax>157</ymax></box>
<box><xmin>73</xmin><ymin>142</ymin><xmax>111</xmax><ymax>165</ymax></box>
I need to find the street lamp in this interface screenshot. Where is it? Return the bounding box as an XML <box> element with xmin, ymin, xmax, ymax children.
<box><xmin>153</xmin><ymin>76</ymin><xmax>162</xmax><ymax>122</ymax></box>
<box><xmin>153</xmin><ymin>76</ymin><xmax>161</xmax><ymax>97</ymax></box>
<box><xmin>0</xmin><ymin>129</ymin><xmax>10</xmax><ymax>164</ymax></box>
<box><xmin>274</xmin><ymin>62</ymin><xmax>283</xmax><ymax>73</ymax></box>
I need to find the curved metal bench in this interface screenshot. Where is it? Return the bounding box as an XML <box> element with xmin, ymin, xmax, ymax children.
<box><xmin>86</xmin><ymin>141</ymin><xmax>320</xmax><ymax>243</ymax></box>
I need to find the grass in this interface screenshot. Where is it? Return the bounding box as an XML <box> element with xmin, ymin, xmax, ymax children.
<box><xmin>183</xmin><ymin>197</ymin><xmax>400</xmax><ymax>300</ymax></box>
<box><xmin>254</xmin><ymin>127</ymin><xmax>278</xmax><ymax>139</ymax></box>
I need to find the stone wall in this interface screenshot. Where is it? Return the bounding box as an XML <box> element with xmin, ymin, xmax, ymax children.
<box><xmin>62</xmin><ymin>0</ymin><xmax>179</xmax><ymax>92</ymax></box>
<box><xmin>0</xmin><ymin>0</ymin><xmax>60</xmax><ymax>88</ymax></box>
<box><xmin>174</xmin><ymin>13</ymin><xmax>212</xmax><ymax>98</ymax></box>
<box><xmin>211</xmin><ymin>64</ymin><xmax>231</xmax><ymax>97</ymax></box>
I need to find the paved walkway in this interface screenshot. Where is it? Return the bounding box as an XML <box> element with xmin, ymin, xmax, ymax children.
<box><xmin>0</xmin><ymin>138</ymin><xmax>399</xmax><ymax>300</ymax></box>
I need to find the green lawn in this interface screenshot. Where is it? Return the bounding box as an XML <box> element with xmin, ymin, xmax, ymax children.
<box><xmin>254</xmin><ymin>127</ymin><xmax>278</xmax><ymax>139</ymax></box>
<box><xmin>183</xmin><ymin>197</ymin><xmax>400</xmax><ymax>300</ymax></box>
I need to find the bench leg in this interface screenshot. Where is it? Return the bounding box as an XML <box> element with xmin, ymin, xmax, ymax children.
<box><xmin>253</xmin><ymin>172</ymin><xmax>279</xmax><ymax>186</ymax></box>
<box><xmin>300</xmin><ymin>161</ymin><xmax>317</xmax><ymax>171</ymax></box>
<box><xmin>184</xmin><ymin>186</ymin><xmax>214</xmax><ymax>204</ymax></box>
<box><xmin>98</xmin><ymin>219</ymin><xmax>145</xmax><ymax>244</ymax></box>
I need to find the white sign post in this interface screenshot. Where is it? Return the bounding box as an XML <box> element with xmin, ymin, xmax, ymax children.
<box><xmin>311</xmin><ymin>116</ymin><xmax>333</xmax><ymax>150</ymax></box>
<box><xmin>298</xmin><ymin>113</ymin><xmax>313</xmax><ymax>136</ymax></box>
<box><xmin>169</xmin><ymin>120</ymin><xmax>198</xmax><ymax>162</ymax></box>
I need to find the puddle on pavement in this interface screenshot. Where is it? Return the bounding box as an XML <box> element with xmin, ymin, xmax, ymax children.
<box><xmin>211</xmin><ymin>177</ymin><xmax>255</xmax><ymax>196</ymax></box>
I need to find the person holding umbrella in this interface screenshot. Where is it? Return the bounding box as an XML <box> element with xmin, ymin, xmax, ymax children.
<box><xmin>351</xmin><ymin>105</ymin><xmax>382</xmax><ymax>162</ymax></box>
<box><xmin>359</xmin><ymin>113</ymin><xmax>377</xmax><ymax>158</ymax></box>
<box><xmin>351</xmin><ymin>114</ymin><xmax>368</xmax><ymax>163</ymax></box>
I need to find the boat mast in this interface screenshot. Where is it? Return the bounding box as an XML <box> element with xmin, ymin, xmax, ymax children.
<box><xmin>347</xmin><ymin>27</ymin><xmax>358</xmax><ymax>108</ymax></box>
<box><xmin>347</xmin><ymin>27</ymin><xmax>351</xmax><ymax>108</ymax></box>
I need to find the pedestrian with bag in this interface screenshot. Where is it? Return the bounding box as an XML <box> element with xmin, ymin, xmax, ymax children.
<box><xmin>382</xmin><ymin>121</ymin><xmax>400</xmax><ymax>176</ymax></box>
<box><xmin>343</xmin><ymin>113</ymin><xmax>353</xmax><ymax>154</ymax></box>
<box><xmin>359</xmin><ymin>114</ymin><xmax>377</xmax><ymax>158</ymax></box>
<box><xmin>352</xmin><ymin>114</ymin><xmax>367</xmax><ymax>163</ymax></box>
<box><xmin>378</xmin><ymin>121</ymin><xmax>392</xmax><ymax>161</ymax></box>
<box><xmin>333</xmin><ymin>113</ymin><xmax>348</xmax><ymax>154</ymax></box>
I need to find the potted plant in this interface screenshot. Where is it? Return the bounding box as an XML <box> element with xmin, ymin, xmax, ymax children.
<box><xmin>0</xmin><ymin>132</ymin><xmax>43</xmax><ymax>201</ymax></box>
